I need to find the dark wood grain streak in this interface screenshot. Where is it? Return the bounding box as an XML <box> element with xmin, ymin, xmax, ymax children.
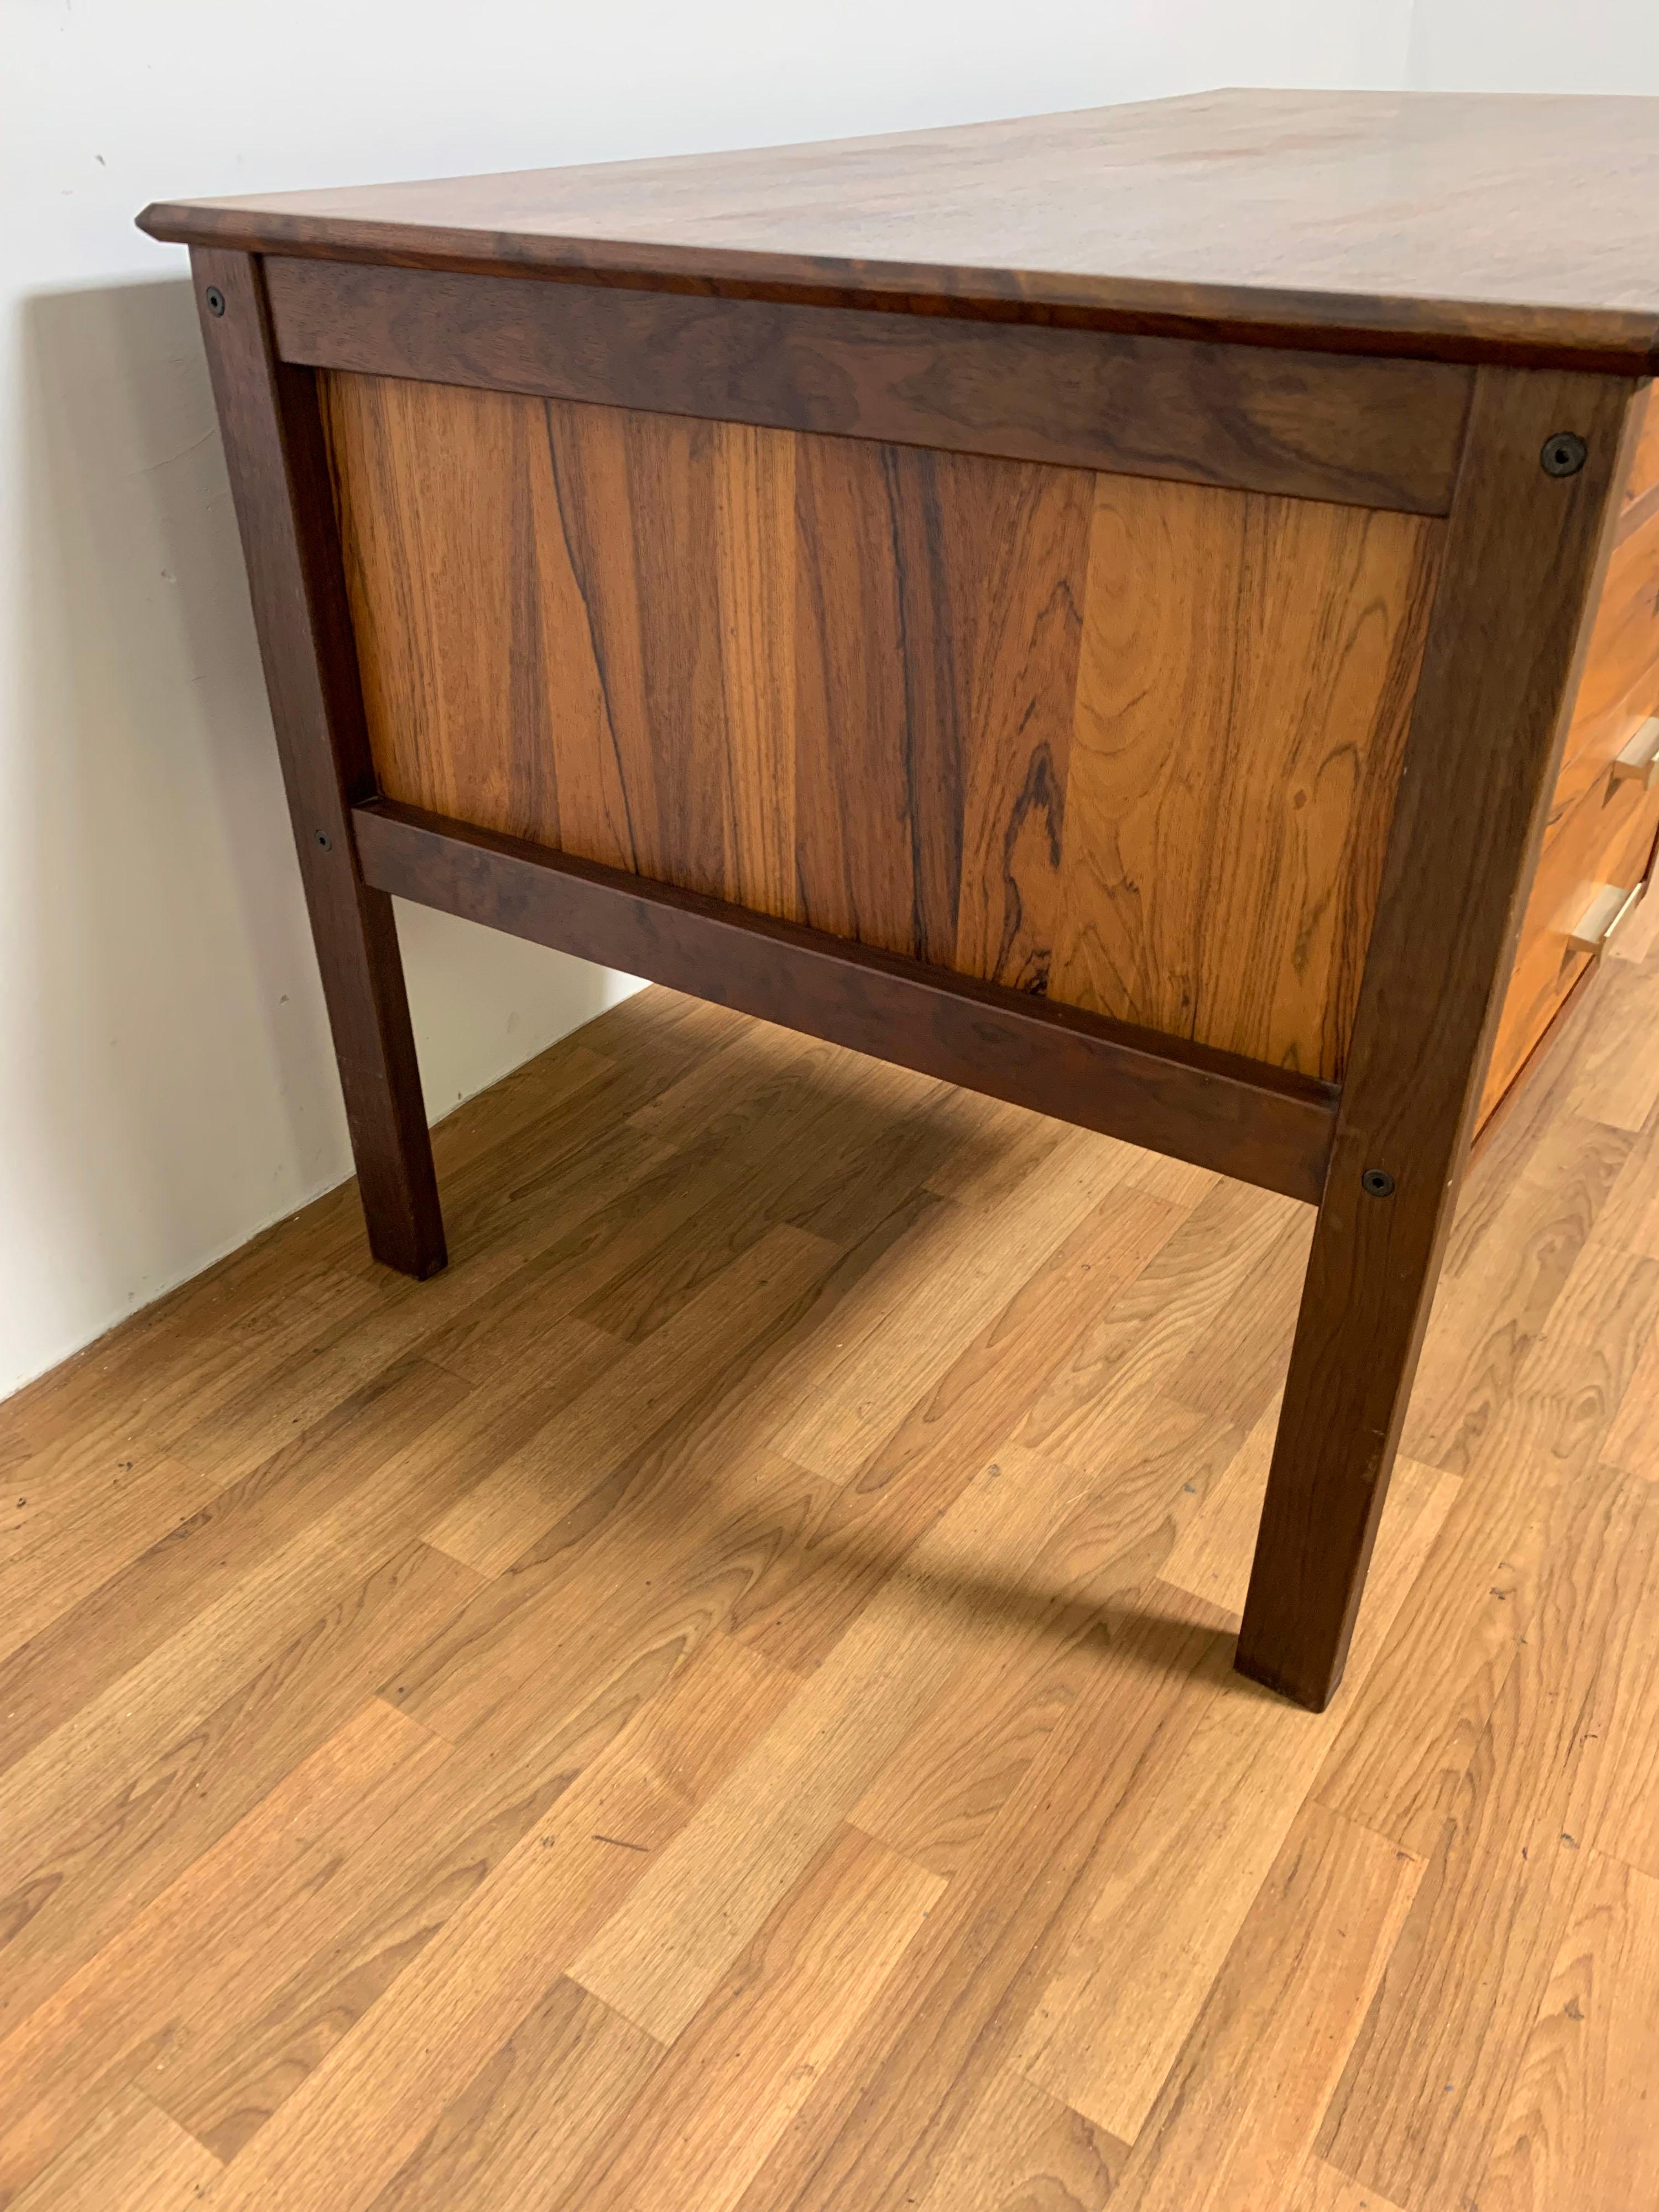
<box><xmin>790</xmin><ymin>437</ymin><xmax>928</xmax><ymax>957</ymax></box>
<box><xmin>351</xmin><ymin>799</ymin><xmax>1338</xmax><ymax>1204</ymax></box>
<box><xmin>267</xmin><ymin>257</ymin><xmax>1470</xmax><ymax>515</ymax></box>
<box><xmin>189</xmin><ymin>249</ymin><xmax>446</xmax><ymax>1279</ymax></box>
<box><xmin>1235</xmin><ymin>365</ymin><xmax>1645</xmax><ymax>1710</ymax></box>
<box><xmin>138</xmin><ymin>93</ymin><xmax>1659</xmax><ymax>372</ymax></box>
<box><xmin>790</xmin><ymin>439</ymin><xmax>1093</xmax><ymax>974</ymax></box>
<box><xmin>322</xmin><ymin>377</ymin><xmax>1436</xmax><ymax>1079</ymax></box>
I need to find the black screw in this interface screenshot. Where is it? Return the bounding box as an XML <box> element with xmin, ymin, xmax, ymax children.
<box><xmin>204</xmin><ymin>285</ymin><xmax>226</xmax><ymax>317</ymax></box>
<box><xmin>1541</xmin><ymin>432</ymin><xmax>1587</xmax><ymax>478</ymax></box>
<box><xmin>315</xmin><ymin>830</ymin><xmax>332</xmax><ymax>851</ymax></box>
<box><xmin>1361</xmin><ymin>1167</ymin><xmax>1396</xmax><ymax>1198</ymax></box>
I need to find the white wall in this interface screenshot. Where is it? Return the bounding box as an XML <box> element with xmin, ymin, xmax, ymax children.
<box><xmin>1403</xmin><ymin>1</ymin><xmax>1659</xmax><ymax>92</ymax></box>
<box><xmin>1</xmin><ymin>0</ymin><xmax>1649</xmax><ymax>1398</ymax></box>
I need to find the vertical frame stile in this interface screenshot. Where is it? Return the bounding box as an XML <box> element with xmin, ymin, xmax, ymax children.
<box><xmin>190</xmin><ymin>247</ymin><xmax>446</xmax><ymax>1278</ymax></box>
<box><xmin>1235</xmin><ymin>364</ymin><xmax>1645</xmax><ymax>1709</ymax></box>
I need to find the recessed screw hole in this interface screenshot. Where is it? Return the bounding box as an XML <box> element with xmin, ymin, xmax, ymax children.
<box><xmin>204</xmin><ymin>286</ymin><xmax>226</xmax><ymax>317</ymax></box>
<box><xmin>1361</xmin><ymin>1167</ymin><xmax>1396</xmax><ymax>1198</ymax></box>
<box><xmin>1541</xmin><ymin>432</ymin><xmax>1587</xmax><ymax>478</ymax></box>
<box><xmin>315</xmin><ymin>831</ymin><xmax>332</xmax><ymax>851</ymax></box>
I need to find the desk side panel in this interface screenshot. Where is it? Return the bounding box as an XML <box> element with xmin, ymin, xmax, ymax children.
<box><xmin>320</xmin><ymin>371</ymin><xmax>1442</xmax><ymax>1083</ymax></box>
<box><xmin>1478</xmin><ymin>380</ymin><xmax>1659</xmax><ymax>1120</ymax></box>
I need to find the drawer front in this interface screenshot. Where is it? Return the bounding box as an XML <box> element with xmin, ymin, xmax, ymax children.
<box><xmin>1481</xmin><ymin>754</ymin><xmax>1659</xmax><ymax>1118</ymax></box>
<box><xmin>1551</xmin><ymin>381</ymin><xmax>1659</xmax><ymax>822</ymax></box>
<box><xmin>1552</xmin><ymin>498</ymin><xmax>1659</xmax><ymax>821</ymax></box>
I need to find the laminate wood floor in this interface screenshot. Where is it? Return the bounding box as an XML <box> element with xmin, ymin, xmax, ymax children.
<box><xmin>4</xmin><ymin>936</ymin><xmax>1659</xmax><ymax>2212</ymax></box>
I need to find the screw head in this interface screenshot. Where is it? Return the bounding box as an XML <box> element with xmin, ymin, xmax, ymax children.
<box><xmin>1541</xmin><ymin>431</ymin><xmax>1587</xmax><ymax>478</ymax></box>
<box><xmin>1361</xmin><ymin>1167</ymin><xmax>1396</xmax><ymax>1198</ymax></box>
<box><xmin>204</xmin><ymin>285</ymin><xmax>226</xmax><ymax>317</ymax></box>
<box><xmin>315</xmin><ymin>830</ymin><xmax>332</xmax><ymax>851</ymax></box>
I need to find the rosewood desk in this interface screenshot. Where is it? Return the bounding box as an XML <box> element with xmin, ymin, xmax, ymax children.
<box><xmin>139</xmin><ymin>90</ymin><xmax>1659</xmax><ymax>1710</ymax></box>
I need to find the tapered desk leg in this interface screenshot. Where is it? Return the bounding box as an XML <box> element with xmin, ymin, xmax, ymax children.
<box><xmin>191</xmin><ymin>247</ymin><xmax>446</xmax><ymax>1279</ymax></box>
<box><xmin>1236</xmin><ymin>364</ymin><xmax>1643</xmax><ymax>1711</ymax></box>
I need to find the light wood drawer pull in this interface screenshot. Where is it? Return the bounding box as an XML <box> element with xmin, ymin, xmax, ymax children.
<box><xmin>1610</xmin><ymin>716</ymin><xmax>1659</xmax><ymax>789</ymax></box>
<box><xmin>1567</xmin><ymin>878</ymin><xmax>1646</xmax><ymax>955</ymax></box>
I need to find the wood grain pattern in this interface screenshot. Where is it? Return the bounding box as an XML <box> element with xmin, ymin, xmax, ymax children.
<box><xmin>188</xmin><ymin>251</ymin><xmax>446</xmax><ymax>1281</ymax></box>
<box><xmin>1235</xmin><ymin>367</ymin><xmax>1644</xmax><ymax>1710</ymax></box>
<box><xmin>1286</xmin><ymin>2157</ymin><xmax>1409</xmax><ymax>2211</ymax></box>
<box><xmin>1323</xmin><ymin>1228</ymin><xmax>1659</xmax><ymax>1887</ymax></box>
<box><xmin>565</xmin><ymin>1438</ymin><xmax>1130</xmax><ymax>2045</ymax></box>
<box><xmin>0</xmin><ymin>1699</ymin><xmax>449</xmax><ymax>2185</ymax></box>
<box><xmin>269</xmin><ymin>257</ymin><xmax>1472</xmax><ymax>514</ymax></box>
<box><xmin>1315</xmin><ymin>1468</ymin><xmax>1659</xmax><ymax>2209</ymax></box>
<box><xmin>352</xmin><ymin>798</ymin><xmax>1339</xmax><ymax>1204</ymax></box>
<box><xmin>1477</xmin><ymin>382</ymin><xmax>1659</xmax><ymax>1127</ymax></box>
<box><xmin>726</xmin><ymin>1589</ymin><xmax>1239</xmax><ymax>2212</ymax></box>
<box><xmin>8</xmin><ymin>2084</ymin><xmax>220</xmax><ymax>2212</ymax></box>
<box><xmin>150</xmin><ymin>1636</ymin><xmax>786</xmax><ymax>2166</ymax></box>
<box><xmin>791</xmin><ymin>435</ymin><xmax>1093</xmax><ymax>979</ymax></box>
<box><xmin>1010</xmin><ymin>1458</ymin><xmax>1451</xmax><ymax>2142</ymax></box>
<box><xmin>732</xmin><ymin>1180</ymin><xmax>1189</xmax><ymax>1681</ymax></box>
<box><xmin>325</xmin><ymin>373</ymin><xmax>1439</xmax><ymax>1083</ymax></box>
<box><xmin>1475</xmin><ymin>1850</ymin><xmax>1659</xmax><ymax>2212</ymax></box>
<box><xmin>569</xmin><ymin>1825</ymin><xmax>943</xmax><ymax>2212</ymax></box>
<box><xmin>0</xmin><ymin>1405</ymin><xmax>486</xmax><ymax>2027</ymax></box>
<box><xmin>907</xmin><ymin>2067</ymin><xmax>1125</xmax><ymax>2212</ymax></box>
<box><xmin>140</xmin><ymin>91</ymin><xmax>1659</xmax><ymax>372</ymax></box>
<box><xmin>1467</xmin><ymin>961</ymin><xmax>1609</xmax><ymax>1171</ymax></box>
<box><xmin>1551</xmin><ymin>503</ymin><xmax>1659</xmax><ymax>821</ymax></box>
<box><xmin>200</xmin><ymin>1635</ymin><xmax>796</xmax><ymax>2212</ymax></box>
<box><xmin>1564</xmin><ymin>943</ymin><xmax>1659</xmax><ymax>1133</ymax></box>
<box><xmin>1480</xmin><ymin>747</ymin><xmax>1659</xmax><ymax>1118</ymax></box>
<box><xmin>1051</xmin><ymin>473</ymin><xmax>1437</xmax><ymax>1078</ymax></box>
<box><xmin>3</xmin><ymin>974</ymin><xmax>1659</xmax><ymax>2206</ymax></box>
<box><xmin>0</xmin><ymin>1700</ymin><xmax>446</xmax><ymax>2199</ymax></box>
<box><xmin>1400</xmin><ymin>1104</ymin><xmax>1634</xmax><ymax>1478</ymax></box>
<box><xmin>421</xmin><ymin>1223</ymin><xmax>838</xmax><ymax>1574</ymax></box>
<box><xmin>1104</xmin><ymin>1802</ymin><xmax>1420</xmax><ymax>2212</ymax></box>
<box><xmin>364</xmin><ymin>1980</ymin><xmax>660</xmax><ymax>2212</ymax></box>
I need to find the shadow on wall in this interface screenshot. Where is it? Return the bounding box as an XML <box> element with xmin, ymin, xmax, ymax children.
<box><xmin>6</xmin><ymin>276</ymin><xmax>625</xmax><ymax>1395</ymax></box>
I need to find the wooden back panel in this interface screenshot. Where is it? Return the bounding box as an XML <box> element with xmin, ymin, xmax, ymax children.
<box><xmin>322</xmin><ymin>371</ymin><xmax>1442</xmax><ymax>1081</ymax></box>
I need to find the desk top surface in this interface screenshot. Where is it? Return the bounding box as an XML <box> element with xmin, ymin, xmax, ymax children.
<box><xmin>140</xmin><ymin>89</ymin><xmax>1659</xmax><ymax>370</ymax></box>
